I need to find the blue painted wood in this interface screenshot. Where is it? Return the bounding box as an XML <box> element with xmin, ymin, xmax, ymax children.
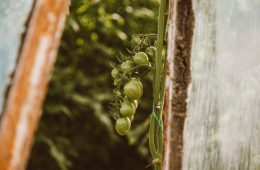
<box><xmin>0</xmin><ymin>0</ymin><xmax>35</xmax><ymax>113</ymax></box>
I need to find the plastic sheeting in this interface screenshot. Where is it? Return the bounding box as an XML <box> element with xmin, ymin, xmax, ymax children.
<box><xmin>0</xmin><ymin>0</ymin><xmax>35</xmax><ymax>113</ymax></box>
<box><xmin>183</xmin><ymin>0</ymin><xmax>260</xmax><ymax>169</ymax></box>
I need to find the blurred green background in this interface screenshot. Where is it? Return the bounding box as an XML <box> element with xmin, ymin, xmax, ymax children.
<box><xmin>27</xmin><ymin>0</ymin><xmax>158</xmax><ymax>170</ymax></box>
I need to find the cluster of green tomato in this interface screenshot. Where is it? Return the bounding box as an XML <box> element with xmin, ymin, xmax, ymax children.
<box><xmin>111</xmin><ymin>45</ymin><xmax>156</xmax><ymax>136</ymax></box>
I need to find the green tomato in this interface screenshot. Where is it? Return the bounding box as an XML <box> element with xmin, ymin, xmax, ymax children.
<box><xmin>111</xmin><ymin>68</ymin><xmax>119</xmax><ymax>78</ymax></box>
<box><xmin>145</xmin><ymin>46</ymin><xmax>156</xmax><ymax>61</ymax></box>
<box><xmin>120</xmin><ymin>101</ymin><xmax>136</xmax><ymax>117</ymax></box>
<box><xmin>132</xmin><ymin>37</ymin><xmax>142</xmax><ymax>46</ymax></box>
<box><xmin>123</xmin><ymin>79</ymin><xmax>143</xmax><ymax>100</ymax></box>
<box><xmin>120</xmin><ymin>61</ymin><xmax>133</xmax><ymax>73</ymax></box>
<box><xmin>115</xmin><ymin>117</ymin><xmax>131</xmax><ymax>136</ymax></box>
<box><xmin>133</xmin><ymin>52</ymin><xmax>149</xmax><ymax>66</ymax></box>
<box><xmin>122</xmin><ymin>97</ymin><xmax>138</xmax><ymax>108</ymax></box>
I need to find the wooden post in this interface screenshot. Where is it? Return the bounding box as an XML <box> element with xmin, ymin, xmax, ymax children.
<box><xmin>163</xmin><ymin>0</ymin><xmax>195</xmax><ymax>169</ymax></box>
<box><xmin>0</xmin><ymin>0</ymin><xmax>69</xmax><ymax>169</ymax></box>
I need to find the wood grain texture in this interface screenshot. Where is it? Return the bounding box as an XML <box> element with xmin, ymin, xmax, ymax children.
<box><xmin>163</xmin><ymin>0</ymin><xmax>195</xmax><ymax>169</ymax></box>
<box><xmin>0</xmin><ymin>0</ymin><xmax>69</xmax><ymax>170</ymax></box>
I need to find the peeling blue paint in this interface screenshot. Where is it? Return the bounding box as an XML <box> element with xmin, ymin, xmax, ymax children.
<box><xmin>0</xmin><ymin>0</ymin><xmax>35</xmax><ymax>113</ymax></box>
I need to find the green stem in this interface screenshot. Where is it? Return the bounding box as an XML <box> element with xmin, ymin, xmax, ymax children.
<box><xmin>154</xmin><ymin>0</ymin><xmax>166</xmax><ymax>105</ymax></box>
<box><xmin>149</xmin><ymin>115</ymin><xmax>159</xmax><ymax>159</ymax></box>
<box><xmin>149</xmin><ymin>0</ymin><xmax>168</xmax><ymax>169</ymax></box>
<box><xmin>159</xmin><ymin>53</ymin><xmax>167</xmax><ymax>108</ymax></box>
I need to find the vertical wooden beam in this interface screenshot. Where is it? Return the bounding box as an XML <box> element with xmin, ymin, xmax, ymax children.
<box><xmin>163</xmin><ymin>0</ymin><xmax>195</xmax><ymax>169</ymax></box>
<box><xmin>0</xmin><ymin>0</ymin><xmax>69</xmax><ymax>169</ymax></box>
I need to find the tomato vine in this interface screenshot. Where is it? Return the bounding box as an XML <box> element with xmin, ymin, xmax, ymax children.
<box><xmin>110</xmin><ymin>0</ymin><xmax>168</xmax><ymax>169</ymax></box>
<box><xmin>109</xmin><ymin>35</ymin><xmax>155</xmax><ymax>135</ymax></box>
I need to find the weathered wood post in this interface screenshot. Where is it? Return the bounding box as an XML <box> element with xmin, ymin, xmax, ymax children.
<box><xmin>0</xmin><ymin>0</ymin><xmax>70</xmax><ymax>169</ymax></box>
<box><xmin>163</xmin><ymin>0</ymin><xmax>195</xmax><ymax>169</ymax></box>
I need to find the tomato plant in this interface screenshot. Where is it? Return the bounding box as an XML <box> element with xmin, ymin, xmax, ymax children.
<box><xmin>109</xmin><ymin>0</ymin><xmax>168</xmax><ymax>167</ymax></box>
<box><xmin>109</xmin><ymin>34</ymin><xmax>156</xmax><ymax>136</ymax></box>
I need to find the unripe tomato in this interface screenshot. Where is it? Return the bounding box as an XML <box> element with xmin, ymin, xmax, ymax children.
<box><xmin>145</xmin><ymin>46</ymin><xmax>156</xmax><ymax>61</ymax></box>
<box><xmin>133</xmin><ymin>52</ymin><xmax>149</xmax><ymax>66</ymax></box>
<box><xmin>128</xmin><ymin>115</ymin><xmax>134</xmax><ymax>122</ymax></box>
<box><xmin>120</xmin><ymin>61</ymin><xmax>133</xmax><ymax>73</ymax></box>
<box><xmin>115</xmin><ymin>117</ymin><xmax>131</xmax><ymax>136</ymax></box>
<box><xmin>111</xmin><ymin>68</ymin><xmax>119</xmax><ymax>78</ymax></box>
<box><xmin>132</xmin><ymin>37</ymin><xmax>142</xmax><ymax>46</ymax></box>
<box><xmin>122</xmin><ymin>97</ymin><xmax>138</xmax><ymax>108</ymax></box>
<box><xmin>123</xmin><ymin>79</ymin><xmax>143</xmax><ymax>100</ymax></box>
<box><xmin>120</xmin><ymin>101</ymin><xmax>136</xmax><ymax>117</ymax></box>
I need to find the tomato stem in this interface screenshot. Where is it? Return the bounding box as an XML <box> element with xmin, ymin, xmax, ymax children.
<box><xmin>149</xmin><ymin>0</ymin><xmax>168</xmax><ymax>169</ymax></box>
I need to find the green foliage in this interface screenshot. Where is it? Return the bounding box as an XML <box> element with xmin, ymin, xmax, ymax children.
<box><xmin>28</xmin><ymin>0</ymin><xmax>158</xmax><ymax>169</ymax></box>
